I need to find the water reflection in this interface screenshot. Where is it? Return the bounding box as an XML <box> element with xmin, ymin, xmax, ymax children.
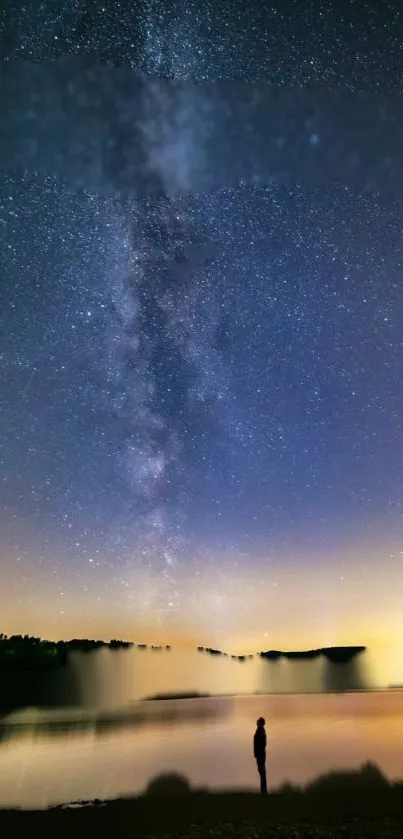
<box><xmin>322</xmin><ymin>656</ymin><xmax>366</xmax><ymax>693</ymax></box>
<box><xmin>72</xmin><ymin>646</ymin><xmax>369</xmax><ymax>706</ymax></box>
<box><xmin>45</xmin><ymin>646</ymin><xmax>371</xmax><ymax>710</ymax></box>
<box><xmin>0</xmin><ymin>645</ymin><xmax>371</xmax><ymax>717</ymax></box>
<box><xmin>0</xmin><ymin>697</ymin><xmax>226</xmax><ymax>743</ymax></box>
<box><xmin>1</xmin><ymin>692</ymin><xmax>403</xmax><ymax>809</ymax></box>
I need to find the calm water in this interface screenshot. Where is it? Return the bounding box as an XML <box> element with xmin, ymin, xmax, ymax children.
<box><xmin>6</xmin><ymin>644</ymin><xmax>376</xmax><ymax>711</ymax></box>
<box><xmin>1</xmin><ymin>647</ymin><xmax>402</xmax><ymax>809</ymax></box>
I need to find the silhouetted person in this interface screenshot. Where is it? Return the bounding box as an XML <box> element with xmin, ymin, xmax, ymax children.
<box><xmin>253</xmin><ymin>716</ymin><xmax>267</xmax><ymax>794</ymax></box>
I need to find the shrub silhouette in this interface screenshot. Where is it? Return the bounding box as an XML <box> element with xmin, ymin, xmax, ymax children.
<box><xmin>277</xmin><ymin>780</ymin><xmax>302</xmax><ymax>795</ymax></box>
<box><xmin>144</xmin><ymin>772</ymin><xmax>192</xmax><ymax>796</ymax></box>
<box><xmin>304</xmin><ymin>761</ymin><xmax>389</xmax><ymax>793</ymax></box>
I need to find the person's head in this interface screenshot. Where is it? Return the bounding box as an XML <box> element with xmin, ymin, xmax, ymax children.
<box><xmin>256</xmin><ymin>716</ymin><xmax>265</xmax><ymax>728</ymax></box>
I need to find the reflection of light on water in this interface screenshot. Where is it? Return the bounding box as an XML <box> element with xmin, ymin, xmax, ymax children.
<box><xmin>1</xmin><ymin>697</ymin><xmax>225</xmax><ymax>746</ymax></box>
<box><xmin>259</xmin><ymin>656</ymin><xmax>326</xmax><ymax>696</ymax></box>
<box><xmin>358</xmin><ymin>648</ymin><xmax>383</xmax><ymax>689</ymax></box>
<box><xmin>345</xmin><ymin>639</ymin><xmax>403</xmax><ymax>690</ymax></box>
<box><xmin>372</xmin><ymin>642</ymin><xmax>403</xmax><ymax>689</ymax></box>
<box><xmin>73</xmin><ymin>647</ymin><xmax>267</xmax><ymax>710</ymax></box>
<box><xmin>3</xmin><ymin>692</ymin><xmax>403</xmax><ymax>809</ymax></box>
<box><xmin>67</xmin><ymin>647</ymin><xmax>372</xmax><ymax>712</ymax></box>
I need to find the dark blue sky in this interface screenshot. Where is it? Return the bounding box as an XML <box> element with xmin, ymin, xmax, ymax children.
<box><xmin>1</xmin><ymin>0</ymin><xmax>403</xmax><ymax>647</ymax></box>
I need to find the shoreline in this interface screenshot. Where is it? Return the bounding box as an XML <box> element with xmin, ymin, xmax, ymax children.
<box><xmin>2</xmin><ymin>787</ymin><xmax>403</xmax><ymax>838</ymax></box>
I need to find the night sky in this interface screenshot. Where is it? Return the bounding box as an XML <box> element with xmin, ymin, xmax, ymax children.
<box><xmin>1</xmin><ymin>1</ymin><xmax>403</xmax><ymax>667</ymax></box>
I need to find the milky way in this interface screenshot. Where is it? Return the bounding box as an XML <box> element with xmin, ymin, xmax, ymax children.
<box><xmin>2</xmin><ymin>1</ymin><xmax>403</xmax><ymax>654</ymax></box>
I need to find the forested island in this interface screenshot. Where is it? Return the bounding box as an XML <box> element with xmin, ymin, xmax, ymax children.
<box><xmin>198</xmin><ymin>645</ymin><xmax>366</xmax><ymax>663</ymax></box>
<box><xmin>197</xmin><ymin>646</ymin><xmax>254</xmax><ymax>661</ymax></box>
<box><xmin>0</xmin><ymin>634</ymin><xmax>133</xmax><ymax>672</ymax></box>
<box><xmin>259</xmin><ymin>646</ymin><xmax>366</xmax><ymax>663</ymax></box>
<box><xmin>0</xmin><ymin>635</ymin><xmax>365</xmax><ymax>675</ymax></box>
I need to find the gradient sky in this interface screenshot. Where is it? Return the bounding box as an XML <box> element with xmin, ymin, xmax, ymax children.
<box><xmin>1</xmin><ymin>1</ymin><xmax>403</xmax><ymax>666</ymax></box>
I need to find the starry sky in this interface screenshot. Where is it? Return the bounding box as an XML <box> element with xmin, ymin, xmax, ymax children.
<box><xmin>1</xmin><ymin>0</ymin><xmax>403</xmax><ymax>668</ymax></box>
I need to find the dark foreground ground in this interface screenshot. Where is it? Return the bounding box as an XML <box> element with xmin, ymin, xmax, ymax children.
<box><xmin>3</xmin><ymin>780</ymin><xmax>403</xmax><ymax>839</ymax></box>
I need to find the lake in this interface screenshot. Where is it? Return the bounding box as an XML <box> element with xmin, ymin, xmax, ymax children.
<box><xmin>1</xmin><ymin>646</ymin><xmax>403</xmax><ymax>809</ymax></box>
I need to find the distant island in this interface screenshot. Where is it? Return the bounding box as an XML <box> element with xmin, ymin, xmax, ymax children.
<box><xmin>259</xmin><ymin>646</ymin><xmax>366</xmax><ymax>663</ymax></box>
<box><xmin>198</xmin><ymin>645</ymin><xmax>366</xmax><ymax>663</ymax></box>
<box><xmin>0</xmin><ymin>635</ymin><xmax>175</xmax><ymax>672</ymax></box>
<box><xmin>197</xmin><ymin>646</ymin><xmax>254</xmax><ymax>661</ymax></box>
<box><xmin>0</xmin><ymin>635</ymin><xmax>137</xmax><ymax>672</ymax></box>
<box><xmin>0</xmin><ymin>633</ymin><xmax>365</xmax><ymax>675</ymax></box>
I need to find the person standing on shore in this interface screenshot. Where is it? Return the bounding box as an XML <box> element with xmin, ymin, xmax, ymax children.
<box><xmin>253</xmin><ymin>716</ymin><xmax>268</xmax><ymax>794</ymax></box>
